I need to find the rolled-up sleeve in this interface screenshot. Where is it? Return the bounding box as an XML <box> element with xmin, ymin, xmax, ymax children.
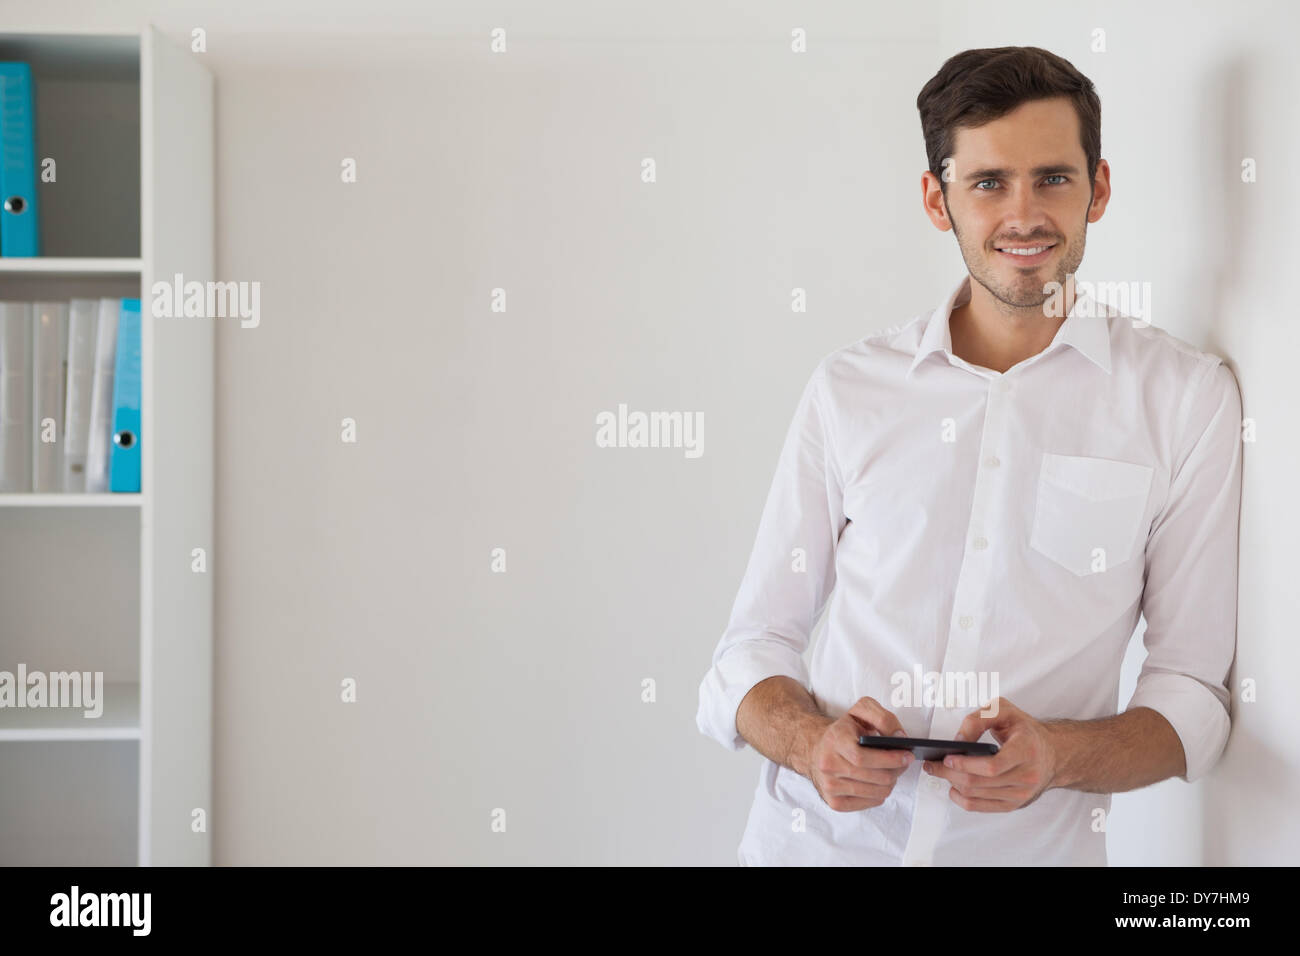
<box><xmin>696</xmin><ymin>358</ymin><xmax>846</xmax><ymax>751</ymax></box>
<box><xmin>1128</xmin><ymin>359</ymin><xmax>1243</xmax><ymax>783</ymax></box>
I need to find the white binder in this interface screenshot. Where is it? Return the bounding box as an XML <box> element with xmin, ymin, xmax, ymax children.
<box><xmin>62</xmin><ymin>298</ymin><xmax>100</xmax><ymax>492</ymax></box>
<box><xmin>0</xmin><ymin>302</ymin><xmax>32</xmax><ymax>492</ymax></box>
<box><xmin>85</xmin><ymin>297</ymin><xmax>120</xmax><ymax>494</ymax></box>
<box><xmin>31</xmin><ymin>300</ymin><xmax>69</xmax><ymax>492</ymax></box>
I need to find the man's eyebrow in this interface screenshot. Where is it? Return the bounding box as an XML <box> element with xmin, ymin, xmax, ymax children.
<box><xmin>961</xmin><ymin>164</ymin><xmax>1082</xmax><ymax>182</ymax></box>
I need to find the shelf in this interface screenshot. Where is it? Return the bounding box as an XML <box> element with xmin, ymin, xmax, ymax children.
<box><xmin>0</xmin><ymin>32</ymin><xmax>140</xmax><ymax>258</ymax></box>
<box><xmin>0</xmin><ymin>33</ymin><xmax>138</xmax><ymax>81</ymax></box>
<box><xmin>0</xmin><ymin>681</ymin><xmax>139</xmax><ymax>741</ymax></box>
<box><xmin>0</xmin><ymin>493</ymin><xmax>142</xmax><ymax>508</ymax></box>
<box><xmin>0</xmin><ymin>257</ymin><xmax>142</xmax><ymax>278</ymax></box>
<box><xmin>0</xmin><ymin>740</ymin><xmax>138</xmax><ymax>864</ymax></box>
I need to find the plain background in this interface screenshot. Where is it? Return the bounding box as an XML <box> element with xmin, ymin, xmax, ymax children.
<box><xmin>6</xmin><ymin>0</ymin><xmax>1296</xmax><ymax>864</ymax></box>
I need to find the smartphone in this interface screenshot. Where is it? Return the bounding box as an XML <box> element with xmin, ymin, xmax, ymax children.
<box><xmin>857</xmin><ymin>734</ymin><xmax>999</xmax><ymax>761</ymax></box>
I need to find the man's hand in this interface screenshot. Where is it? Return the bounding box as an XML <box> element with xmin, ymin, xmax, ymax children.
<box><xmin>922</xmin><ymin>696</ymin><xmax>1059</xmax><ymax>812</ymax></box>
<box><xmin>805</xmin><ymin>697</ymin><xmax>913</xmax><ymax>812</ymax></box>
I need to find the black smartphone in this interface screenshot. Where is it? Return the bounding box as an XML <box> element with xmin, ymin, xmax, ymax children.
<box><xmin>857</xmin><ymin>734</ymin><xmax>999</xmax><ymax>761</ymax></box>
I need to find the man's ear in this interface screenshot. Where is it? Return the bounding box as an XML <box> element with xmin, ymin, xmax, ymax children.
<box><xmin>922</xmin><ymin>171</ymin><xmax>953</xmax><ymax>232</ymax></box>
<box><xmin>1087</xmin><ymin>158</ymin><xmax>1111</xmax><ymax>223</ymax></box>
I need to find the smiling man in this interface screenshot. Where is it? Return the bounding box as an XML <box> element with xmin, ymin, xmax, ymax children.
<box><xmin>697</xmin><ymin>47</ymin><xmax>1243</xmax><ymax>866</ymax></box>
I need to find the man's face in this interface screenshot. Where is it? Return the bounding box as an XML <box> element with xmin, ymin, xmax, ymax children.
<box><xmin>932</xmin><ymin>97</ymin><xmax>1106</xmax><ymax>310</ymax></box>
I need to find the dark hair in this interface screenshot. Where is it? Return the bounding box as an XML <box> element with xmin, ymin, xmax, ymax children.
<box><xmin>916</xmin><ymin>46</ymin><xmax>1101</xmax><ymax>195</ymax></box>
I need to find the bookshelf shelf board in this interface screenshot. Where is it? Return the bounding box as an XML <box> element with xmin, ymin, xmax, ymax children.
<box><xmin>0</xmin><ymin>494</ymin><xmax>143</xmax><ymax>508</ymax></box>
<box><xmin>0</xmin><ymin>258</ymin><xmax>142</xmax><ymax>278</ymax></box>
<box><xmin>0</xmin><ymin>681</ymin><xmax>140</xmax><ymax>741</ymax></box>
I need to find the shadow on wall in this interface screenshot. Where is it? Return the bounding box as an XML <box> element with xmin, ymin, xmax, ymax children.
<box><xmin>1199</xmin><ymin>51</ymin><xmax>1250</xmax><ymax>866</ymax></box>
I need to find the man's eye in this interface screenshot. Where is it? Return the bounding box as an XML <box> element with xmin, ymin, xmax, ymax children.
<box><xmin>975</xmin><ymin>180</ymin><xmax>998</xmax><ymax>190</ymax></box>
<box><xmin>1044</xmin><ymin>175</ymin><xmax>1067</xmax><ymax>185</ymax></box>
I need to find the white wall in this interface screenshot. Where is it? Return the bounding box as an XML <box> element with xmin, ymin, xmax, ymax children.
<box><xmin>10</xmin><ymin>0</ymin><xmax>1296</xmax><ymax>864</ymax></box>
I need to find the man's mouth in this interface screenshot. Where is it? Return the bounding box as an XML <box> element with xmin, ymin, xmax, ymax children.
<box><xmin>994</xmin><ymin>242</ymin><xmax>1057</xmax><ymax>265</ymax></box>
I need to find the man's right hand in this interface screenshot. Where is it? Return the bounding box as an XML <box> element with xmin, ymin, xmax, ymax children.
<box><xmin>805</xmin><ymin>697</ymin><xmax>913</xmax><ymax>812</ymax></box>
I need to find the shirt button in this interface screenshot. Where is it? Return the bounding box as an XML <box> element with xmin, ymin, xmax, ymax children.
<box><xmin>985</xmin><ymin>455</ymin><xmax>1000</xmax><ymax>468</ymax></box>
<box><xmin>958</xmin><ymin>615</ymin><xmax>973</xmax><ymax>629</ymax></box>
<box><xmin>908</xmin><ymin>860</ymin><xmax>931</xmax><ymax>867</ymax></box>
<box><xmin>928</xmin><ymin>776</ymin><xmax>945</xmax><ymax>791</ymax></box>
<box><xmin>972</xmin><ymin>536</ymin><xmax>988</xmax><ymax>550</ymax></box>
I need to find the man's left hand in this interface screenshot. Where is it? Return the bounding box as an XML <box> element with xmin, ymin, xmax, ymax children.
<box><xmin>921</xmin><ymin>697</ymin><xmax>1060</xmax><ymax>812</ymax></box>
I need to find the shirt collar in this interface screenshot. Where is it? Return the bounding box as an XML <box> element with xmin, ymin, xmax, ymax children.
<box><xmin>906</xmin><ymin>274</ymin><xmax>1112</xmax><ymax>379</ymax></box>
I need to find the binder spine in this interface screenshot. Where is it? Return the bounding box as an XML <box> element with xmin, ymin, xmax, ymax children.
<box><xmin>108</xmin><ymin>298</ymin><xmax>141</xmax><ymax>493</ymax></box>
<box><xmin>0</xmin><ymin>62</ymin><xmax>39</xmax><ymax>257</ymax></box>
<box><xmin>0</xmin><ymin>303</ymin><xmax>33</xmax><ymax>491</ymax></box>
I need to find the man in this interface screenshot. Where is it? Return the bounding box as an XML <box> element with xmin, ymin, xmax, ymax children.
<box><xmin>696</xmin><ymin>46</ymin><xmax>1243</xmax><ymax>866</ymax></box>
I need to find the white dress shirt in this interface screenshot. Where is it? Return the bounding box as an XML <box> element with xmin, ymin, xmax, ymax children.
<box><xmin>697</xmin><ymin>273</ymin><xmax>1243</xmax><ymax>866</ymax></box>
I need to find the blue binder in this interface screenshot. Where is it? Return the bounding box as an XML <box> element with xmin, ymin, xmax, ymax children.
<box><xmin>0</xmin><ymin>62</ymin><xmax>39</xmax><ymax>257</ymax></box>
<box><xmin>108</xmin><ymin>298</ymin><xmax>141</xmax><ymax>492</ymax></box>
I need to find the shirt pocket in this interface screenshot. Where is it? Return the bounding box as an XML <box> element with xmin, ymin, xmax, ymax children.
<box><xmin>1029</xmin><ymin>453</ymin><xmax>1154</xmax><ymax>577</ymax></box>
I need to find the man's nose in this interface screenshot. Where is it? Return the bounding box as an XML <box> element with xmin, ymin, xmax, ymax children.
<box><xmin>1002</xmin><ymin>181</ymin><xmax>1049</xmax><ymax>235</ymax></box>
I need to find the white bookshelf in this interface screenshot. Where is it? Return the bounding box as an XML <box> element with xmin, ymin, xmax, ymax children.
<box><xmin>0</xmin><ymin>27</ymin><xmax>213</xmax><ymax>866</ymax></box>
